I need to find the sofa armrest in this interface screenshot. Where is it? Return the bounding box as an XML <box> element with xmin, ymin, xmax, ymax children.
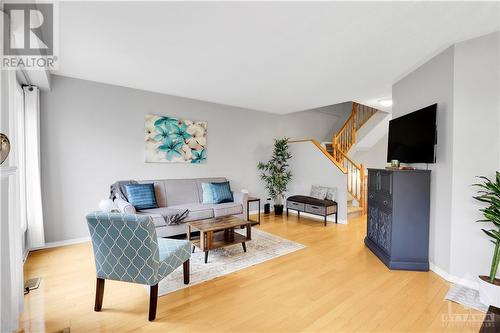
<box><xmin>114</xmin><ymin>198</ymin><xmax>136</xmax><ymax>214</ymax></box>
<box><xmin>233</xmin><ymin>191</ymin><xmax>248</xmax><ymax>220</ymax></box>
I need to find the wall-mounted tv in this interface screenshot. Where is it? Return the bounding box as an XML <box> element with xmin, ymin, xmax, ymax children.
<box><xmin>387</xmin><ymin>104</ymin><xmax>437</xmax><ymax>164</ymax></box>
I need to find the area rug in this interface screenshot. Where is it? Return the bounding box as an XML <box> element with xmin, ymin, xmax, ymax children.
<box><xmin>155</xmin><ymin>228</ymin><xmax>305</xmax><ymax>296</ymax></box>
<box><xmin>445</xmin><ymin>283</ymin><xmax>488</xmax><ymax>313</ymax></box>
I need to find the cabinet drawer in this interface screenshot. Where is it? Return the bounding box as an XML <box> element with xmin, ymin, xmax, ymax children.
<box><xmin>287</xmin><ymin>201</ymin><xmax>304</xmax><ymax>211</ymax></box>
<box><xmin>305</xmin><ymin>204</ymin><xmax>326</xmax><ymax>215</ymax></box>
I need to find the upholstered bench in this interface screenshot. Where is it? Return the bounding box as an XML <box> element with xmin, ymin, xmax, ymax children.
<box><xmin>286</xmin><ymin>195</ymin><xmax>338</xmax><ymax>226</ymax></box>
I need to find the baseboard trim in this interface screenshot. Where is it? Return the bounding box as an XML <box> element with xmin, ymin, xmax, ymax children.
<box><xmin>429</xmin><ymin>263</ymin><xmax>479</xmax><ymax>290</ymax></box>
<box><xmin>30</xmin><ymin>237</ymin><xmax>91</xmax><ymax>251</ymax></box>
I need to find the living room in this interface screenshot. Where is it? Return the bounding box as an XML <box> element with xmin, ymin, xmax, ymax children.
<box><xmin>1</xmin><ymin>2</ymin><xmax>500</xmax><ymax>332</ymax></box>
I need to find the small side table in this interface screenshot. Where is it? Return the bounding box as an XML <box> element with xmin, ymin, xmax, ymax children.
<box><xmin>247</xmin><ymin>197</ymin><xmax>261</xmax><ymax>225</ymax></box>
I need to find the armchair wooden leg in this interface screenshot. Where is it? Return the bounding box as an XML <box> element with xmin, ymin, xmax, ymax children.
<box><xmin>183</xmin><ymin>259</ymin><xmax>190</xmax><ymax>284</ymax></box>
<box><xmin>94</xmin><ymin>278</ymin><xmax>105</xmax><ymax>312</ymax></box>
<box><xmin>149</xmin><ymin>284</ymin><xmax>158</xmax><ymax>321</ymax></box>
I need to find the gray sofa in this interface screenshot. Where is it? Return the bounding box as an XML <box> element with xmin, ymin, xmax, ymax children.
<box><xmin>113</xmin><ymin>177</ymin><xmax>248</xmax><ymax>237</ymax></box>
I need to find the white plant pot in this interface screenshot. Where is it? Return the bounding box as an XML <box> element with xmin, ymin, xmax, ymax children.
<box><xmin>478</xmin><ymin>275</ymin><xmax>500</xmax><ymax>307</ymax></box>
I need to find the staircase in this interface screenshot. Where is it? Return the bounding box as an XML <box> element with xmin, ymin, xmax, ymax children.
<box><xmin>325</xmin><ymin>102</ymin><xmax>379</xmax><ymax>216</ymax></box>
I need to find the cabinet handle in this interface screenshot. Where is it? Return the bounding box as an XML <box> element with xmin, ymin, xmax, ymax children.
<box><xmin>311</xmin><ymin>206</ymin><xmax>318</xmax><ymax>209</ymax></box>
<box><xmin>383</xmin><ymin>200</ymin><xmax>388</xmax><ymax>205</ymax></box>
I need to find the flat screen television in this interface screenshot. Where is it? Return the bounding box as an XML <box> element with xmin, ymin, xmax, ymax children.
<box><xmin>387</xmin><ymin>104</ymin><xmax>437</xmax><ymax>163</ymax></box>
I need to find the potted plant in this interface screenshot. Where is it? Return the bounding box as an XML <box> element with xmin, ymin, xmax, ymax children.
<box><xmin>474</xmin><ymin>171</ymin><xmax>500</xmax><ymax>306</ymax></box>
<box><xmin>257</xmin><ymin>138</ymin><xmax>292</xmax><ymax>215</ymax></box>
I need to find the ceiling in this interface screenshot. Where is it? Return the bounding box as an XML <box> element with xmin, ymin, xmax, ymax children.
<box><xmin>55</xmin><ymin>1</ymin><xmax>500</xmax><ymax>114</ymax></box>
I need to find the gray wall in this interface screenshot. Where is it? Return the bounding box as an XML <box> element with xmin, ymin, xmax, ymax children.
<box><xmin>392</xmin><ymin>46</ymin><xmax>455</xmax><ymax>273</ymax></box>
<box><xmin>392</xmin><ymin>31</ymin><xmax>500</xmax><ymax>286</ymax></box>
<box><xmin>352</xmin><ymin>133</ymin><xmax>388</xmax><ymax>169</ymax></box>
<box><xmin>41</xmin><ymin>75</ymin><xmax>348</xmax><ymax>242</ymax></box>
<box><xmin>449</xmin><ymin>32</ymin><xmax>500</xmax><ymax>281</ymax></box>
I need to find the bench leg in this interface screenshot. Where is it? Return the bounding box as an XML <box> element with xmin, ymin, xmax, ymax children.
<box><xmin>149</xmin><ymin>284</ymin><xmax>158</xmax><ymax>321</ymax></box>
<box><xmin>324</xmin><ymin>215</ymin><xmax>327</xmax><ymax>226</ymax></box>
<box><xmin>336</xmin><ymin>212</ymin><xmax>338</xmax><ymax>224</ymax></box>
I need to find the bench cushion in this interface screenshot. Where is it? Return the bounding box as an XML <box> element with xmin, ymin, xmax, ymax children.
<box><xmin>287</xmin><ymin>195</ymin><xmax>336</xmax><ymax>207</ymax></box>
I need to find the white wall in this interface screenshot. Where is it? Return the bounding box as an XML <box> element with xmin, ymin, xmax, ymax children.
<box><xmin>40</xmin><ymin>75</ymin><xmax>347</xmax><ymax>242</ymax></box>
<box><xmin>392</xmin><ymin>31</ymin><xmax>500</xmax><ymax>287</ymax></box>
<box><xmin>392</xmin><ymin>46</ymin><xmax>455</xmax><ymax>273</ymax></box>
<box><xmin>287</xmin><ymin>141</ymin><xmax>347</xmax><ymax>223</ymax></box>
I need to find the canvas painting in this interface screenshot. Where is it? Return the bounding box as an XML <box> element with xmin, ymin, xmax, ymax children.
<box><xmin>145</xmin><ymin>114</ymin><xmax>207</xmax><ymax>163</ymax></box>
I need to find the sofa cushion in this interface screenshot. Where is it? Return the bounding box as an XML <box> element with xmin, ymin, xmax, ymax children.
<box><xmin>164</xmin><ymin>179</ymin><xmax>200</xmax><ymax>206</ymax></box>
<box><xmin>210</xmin><ymin>202</ymin><xmax>243</xmax><ymax>217</ymax></box>
<box><xmin>287</xmin><ymin>195</ymin><xmax>336</xmax><ymax>207</ymax></box>
<box><xmin>138</xmin><ymin>207</ymin><xmax>191</xmax><ymax>226</ymax></box>
<box><xmin>136</xmin><ymin>211</ymin><xmax>166</xmax><ymax>227</ymax></box>
<box><xmin>166</xmin><ymin>203</ymin><xmax>214</xmax><ymax>222</ymax></box>
<box><xmin>155</xmin><ymin>224</ymin><xmax>188</xmax><ymax>238</ymax></box>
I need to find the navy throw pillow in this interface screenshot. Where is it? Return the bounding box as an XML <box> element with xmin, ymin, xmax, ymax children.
<box><xmin>124</xmin><ymin>183</ymin><xmax>158</xmax><ymax>210</ymax></box>
<box><xmin>210</xmin><ymin>181</ymin><xmax>234</xmax><ymax>203</ymax></box>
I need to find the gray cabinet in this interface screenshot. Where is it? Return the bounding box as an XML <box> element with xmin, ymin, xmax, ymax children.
<box><xmin>364</xmin><ymin>168</ymin><xmax>431</xmax><ymax>271</ymax></box>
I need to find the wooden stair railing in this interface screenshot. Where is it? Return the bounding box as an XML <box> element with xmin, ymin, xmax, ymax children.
<box><xmin>334</xmin><ymin>148</ymin><xmax>366</xmax><ymax>213</ymax></box>
<box><xmin>289</xmin><ymin>102</ymin><xmax>379</xmax><ymax>216</ymax></box>
<box><xmin>332</xmin><ymin>102</ymin><xmax>378</xmax><ymax>160</ymax></box>
<box><xmin>330</xmin><ymin>102</ymin><xmax>379</xmax><ymax>214</ymax></box>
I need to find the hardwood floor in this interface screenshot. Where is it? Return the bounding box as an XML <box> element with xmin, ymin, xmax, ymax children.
<box><xmin>21</xmin><ymin>214</ymin><xmax>483</xmax><ymax>332</ymax></box>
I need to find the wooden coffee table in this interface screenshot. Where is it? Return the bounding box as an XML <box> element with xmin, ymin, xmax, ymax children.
<box><xmin>187</xmin><ymin>216</ymin><xmax>252</xmax><ymax>263</ymax></box>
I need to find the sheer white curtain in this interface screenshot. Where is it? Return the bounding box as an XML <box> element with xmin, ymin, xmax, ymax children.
<box><xmin>24</xmin><ymin>86</ymin><xmax>45</xmax><ymax>248</ymax></box>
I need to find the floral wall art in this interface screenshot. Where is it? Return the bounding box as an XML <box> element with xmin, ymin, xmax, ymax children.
<box><xmin>145</xmin><ymin>114</ymin><xmax>207</xmax><ymax>163</ymax></box>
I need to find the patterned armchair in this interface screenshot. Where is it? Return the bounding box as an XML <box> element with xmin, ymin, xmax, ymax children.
<box><xmin>86</xmin><ymin>212</ymin><xmax>191</xmax><ymax>321</ymax></box>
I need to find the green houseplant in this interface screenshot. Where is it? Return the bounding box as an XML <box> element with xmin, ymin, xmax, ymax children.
<box><xmin>257</xmin><ymin>138</ymin><xmax>292</xmax><ymax>215</ymax></box>
<box><xmin>474</xmin><ymin>171</ymin><xmax>500</xmax><ymax>306</ymax></box>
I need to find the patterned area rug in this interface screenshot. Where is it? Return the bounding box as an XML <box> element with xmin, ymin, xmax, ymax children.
<box><xmin>155</xmin><ymin>228</ymin><xmax>305</xmax><ymax>296</ymax></box>
<box><xmin>445</xmin><ymin>283</ymin><xmax>489</xmax><ymax>313</ymax></box>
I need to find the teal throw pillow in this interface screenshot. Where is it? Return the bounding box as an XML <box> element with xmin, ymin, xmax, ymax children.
<box><xmin>210</xmin><ymin>181</ymin><xmax>234</xmax><ymax>203</ymax></box>
<box><xmin>124</xmin><ymin>183</ymin><xmax>158</xmax><ymax>210</ymax></box>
